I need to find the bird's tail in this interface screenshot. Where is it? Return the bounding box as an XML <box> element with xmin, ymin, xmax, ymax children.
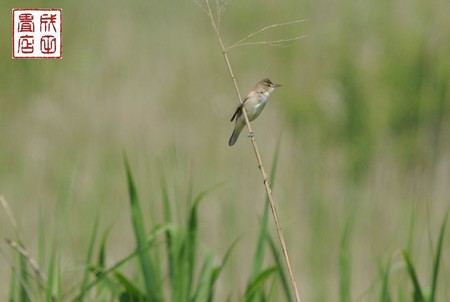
<box><xmin>228</xmin><ymin>129</ymin><xmax>240</xmax><ymax>146</ymax></box>
<box><xmin>229</xmin><ymin>122</ymin><xmax>245</xmax><ymax>146</ymax></box>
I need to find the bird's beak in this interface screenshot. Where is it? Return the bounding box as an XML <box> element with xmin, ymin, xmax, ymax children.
<box><xmin>272</xmin><ymin>83</ymin><xmax>282</xmax><ymax>88</ymax></box>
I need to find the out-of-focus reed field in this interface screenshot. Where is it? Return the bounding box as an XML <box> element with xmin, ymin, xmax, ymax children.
<box><xmin>1</xmin><ymin>0</ymin><xmax>450</xmax><ymax>301</ymax></box>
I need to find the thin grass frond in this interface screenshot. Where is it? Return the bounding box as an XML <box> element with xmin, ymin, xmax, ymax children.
<box><xmin>5</xmin><ymin>239</ymin><xmax>47</xmax><ymax>288</ymax></box>
<box><xmin>225</xmin><ymin>20</ymin><xmax>308</xmax><ymax>51</ymax></box>
<box><xmin>1</xmin><ymin>195</ymin><xmax>24</xmax><ymax>244</ymax></box>
<box><xmin>1</xmin><ymin>247</ymin><xmax>34</xmax><ymax>300</ymax></box>
<box><xmin>227</xmin><ymin>35</ymin><xmax>308</xmax><ymax>49</ymax></box>
<box><xmin>192</xmin><ymin>0</ymin><xmax>210</xmax><ymax>17</ymax></box>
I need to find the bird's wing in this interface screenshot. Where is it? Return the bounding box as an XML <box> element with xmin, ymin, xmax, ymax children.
<box><xmin>230</xmin><ymin>104</ymin><xmax>242</xmax><ymax>122</ymax></box>
<box><xmin>230</xmin><ymin>95</ymin><xmax>250</xmax><ymax>122</ymax></box>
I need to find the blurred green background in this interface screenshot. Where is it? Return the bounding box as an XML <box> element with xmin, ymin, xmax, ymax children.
<box><xmin>1</xmin><ymin>0</ymin><xmax>450</xmax><ymax>300</ymax></box>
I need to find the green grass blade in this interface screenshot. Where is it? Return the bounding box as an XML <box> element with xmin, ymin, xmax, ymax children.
<box><xmin>55</xmin><ymin>253</ymin><xmax>62</xmax><ymax>302</ymax></box>
<box><xmin>429</xmin><ymin>212</ymin><xmax>448</xmax><ymax>302</ymax></box>
<box><xmin>339</xmin><ymin>220</ymin><xmax>352</xmax><ymax>302</ymax></box>
<box><xmin>166</xmin><ymin>225</ymin><xmax>180</xmax><ymax>300</ymax></box>
<box><xmin>249</xmin><ymin>135</ymin><xmax>282</xmax><ymax>283</ymax></box>
<box><xmin>8</xmin><ymin>267</ymin><xmax>17</xmax><ymax>302</ymax></box>
<box><xmin>380</xmin><ymin>259</ymin><xmax>392</xmax><ymax>302</ymax></box>
<box><xmin>97</xmin><ymin>225</ymin><xmax>114</xmax><ymax>272</ymax></box>
<box><xmin>45</xmin><ymin>237</ymin><xmax>57</xmax><ymax>302</ymax></box>
<box><xmin>191</xmin><ymin>249</ymin><xmax>214</xmax><ymax>302</ymax></box>
<box><xmin>19</xmin><ymin>253</ymin><xmax>31</xmax><ymax>302</ymax></box>
<box><xmin>124</xmin><ymin>156</ymin><xmax>162</xmax><ymax>302</ymax></box>
<box><xmin>407</xmin><ymin>206</ymin><xmax>416</xmax><ymax>255</ymax></box>
<box><xmin>192</xmin><ymin>182</ymin><xmax>225</xmax><ymax>206</ymax></box>
<box><xmin>5</xmin><ymin>245</ymin><xmax>34</xmax><ymax>301</ymax></box>
<box><xmin>94</xmin><ymin>274</ymin><xmax>122</xmax><ymax>300</ymax></box>
<box><xmin>38</xmin><ymin>207</ymin><xmax>46</xmax><ymax>273</ymax></box>
<box><xmin>210</xmin><ymin>237</ymin><xmax>238</xmax><ymax>285</ymax></box>
<box><xmin>180</xmin><ymin>197</ymin><xmax>199</xmax><ymax>300</ymax></box>
<box><xmin>78</xmin><ymin>214</ymin><xmax>100</xmax><ymax>301</ymax></box>
<box><xmin>75</xmin><ymin>225</ymin><xmax>168</xmax><ymax>299</ymax></box>
<box><xmin>269</xmin><ymin>132</ymin><xmax>283</xmax><ymax>186</ymax></box>
<box><xmin>402</xmin><ymin>250</ymin><xmax>425</xmax><ymax>302</ymax></box>
<box><xmin>267</xmin><ymin>236</ymin><xmax>292</xmax><ymax>302</ymax></box>
<box><xmin>159</xmin><ymin>169</ymin><xmax>172</xmax><ymax>224</ymax></box>
<box><xmin>114</xmin><ymin>271</ymin><xmax>147</xmax><ymax>301</ymax></box>
<box><xmin>244</xmin><ymin>267</ymin><xmax>278</xmax><ymax>302</ymax></box>
<box><xmin>177</xmin><ymin>184</ymin><xmax>224</xmax><ymax>301</ymax></box>
<box><xmin>207</xmin><ymin>237</ymin><xmax>239</xmax><ymax>302</ymax></box>
<box><xmin>250</xmin><ymin>196</ymin><xmax>269</xmax><ymax>286</ymax></box>
<box><xmin>160</xmin><ymin>170</ymin><xmax>178</xmax><ymax>299</ymax></box>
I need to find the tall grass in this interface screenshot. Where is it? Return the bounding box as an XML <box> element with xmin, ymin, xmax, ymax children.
<box><xmin>4</xmin><ymin>148</ymin><xmax>294</xmax><ymax>301</ymax></box>
<box><xmin>3</xmin><ymin>171</ymin><xmax>448</xmax><ymax>301</ymax></box>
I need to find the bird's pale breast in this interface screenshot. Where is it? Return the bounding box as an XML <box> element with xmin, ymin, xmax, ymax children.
<box><xmin>245</xmin><ymin>95</ymin><xmax>267</xmax><ymax>121</ymax></box>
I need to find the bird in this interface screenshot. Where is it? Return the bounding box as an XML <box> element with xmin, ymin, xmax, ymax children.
<box><xmin>228</xmin><ymin>78</ymin><xmax>281</xmax><ymax>146</ymax></box>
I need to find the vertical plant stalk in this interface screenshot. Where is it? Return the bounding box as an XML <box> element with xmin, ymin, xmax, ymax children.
<box><xmin>202</xmin><ymin>2</ymin><xmax>302</xmax><ymax>301</ymax></box>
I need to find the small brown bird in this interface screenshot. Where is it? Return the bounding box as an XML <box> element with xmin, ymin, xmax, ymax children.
<box><xmin>228</xmin><ymin>78</ymin><xmax>281</xmax><ymax>146</ymax></box>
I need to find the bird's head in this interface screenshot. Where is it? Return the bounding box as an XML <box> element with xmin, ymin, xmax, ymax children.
<box><xmin>256</xmin><ymin>78</ymin><xmax>282</xmax><ymax>93</ymax></box>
